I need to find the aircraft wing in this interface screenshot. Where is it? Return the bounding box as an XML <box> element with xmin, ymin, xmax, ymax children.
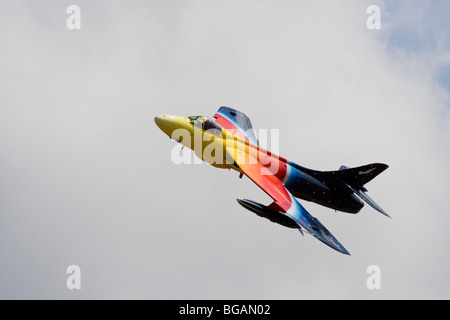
<box><xmin>214</xmin><ymin>106</ymin><xmax>260</xmax><ymax>146</ymax></box>
<box><xmin>227</xmin><ymin>147</ymin><xmax>350</xmax><ymax>255</ymax></box>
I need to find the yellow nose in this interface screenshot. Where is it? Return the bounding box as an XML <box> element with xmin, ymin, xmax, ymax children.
<box><xmin>154</xmin><ymin>115</ymin><xmax>176</xmax><ymax>133</ymax></box>
<box><xmin>154</xmin><ymin>114</ymin><xmax>190</xmax><ymax>137</ymax></box>
<box><xmin>154</xmin><ymin>115</ymin><xmax>168</xmax><ymax>128</ymax></box>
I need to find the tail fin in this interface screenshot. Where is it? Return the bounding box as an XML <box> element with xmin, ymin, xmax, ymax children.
<box><xmin>338</xmin><ymin>163</ymin><xmax>388</xmax><ymax>191</ymax></box>
<box><xmin>338</xmin><ymin>163</ymin><xmax>390</xmax><ymax>218</ymax></box>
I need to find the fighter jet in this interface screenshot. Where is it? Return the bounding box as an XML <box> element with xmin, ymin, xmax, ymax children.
<box><xmin>155</xmin><ymin>107</ymin><xmax>389</xmax><ymax>255</ymax></box>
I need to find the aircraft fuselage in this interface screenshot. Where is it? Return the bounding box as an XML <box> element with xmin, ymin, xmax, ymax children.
<box><xmin>155</xmin><ymin>114</ymin><xmax>363</xmax><ymax>214</ymax></box>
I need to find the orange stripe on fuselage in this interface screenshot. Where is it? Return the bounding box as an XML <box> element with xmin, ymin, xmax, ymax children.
<box><xmin>222</xmin><ymin>128</ymin><xmax>288</xmax><ymax>187</ymax></box>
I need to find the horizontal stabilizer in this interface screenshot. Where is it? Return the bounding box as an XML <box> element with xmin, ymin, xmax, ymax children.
<box><xmin>340</xmin><ymin>179</ymin><xmax>390</xmax><ymax>218</ymax></box>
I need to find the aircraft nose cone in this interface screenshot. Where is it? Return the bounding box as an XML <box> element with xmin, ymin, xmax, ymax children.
<box><xmin>154</xmin><ymin>114</ymin><xmax>181</xmax><ymax>137</ymax></box>
<box><xmin>154</xmin><ymin>115</ymin><xmax>165</xmax><ymax>126</ymax></box>
<box><xmin>154</xmin><ymin>115</ymin><xmax>170</xmax><ymax>131</ymax></box>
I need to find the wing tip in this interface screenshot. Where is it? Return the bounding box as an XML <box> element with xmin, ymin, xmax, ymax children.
<box><xmin>340</xmin><ymin>246</ymin><xmax>351</xmax><ymax>256</ymax></box>
<box><xmin>378</xmin><ymin>209</ymin><xmax>391</xmax><ymax>219</ymax></box>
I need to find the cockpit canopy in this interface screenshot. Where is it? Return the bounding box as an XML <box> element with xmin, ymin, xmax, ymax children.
<box><xmin>188</xmin><ymin>115</ymin><xmax>223</xmax><ymax>134</ymax></box>
<box><xmin>188</xmin><ymin>116</ymin><xmax>202</xmax><ymax>122</ymax></box>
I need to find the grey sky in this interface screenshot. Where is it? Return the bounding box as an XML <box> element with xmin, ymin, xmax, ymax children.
<box><xmin>0</xmin><ymin>0</ymin><xmax>449</xmax><ymax>299</ymax></box>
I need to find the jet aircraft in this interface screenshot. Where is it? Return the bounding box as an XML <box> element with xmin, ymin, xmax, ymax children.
<box><xmin>155</xmin><ymin>107</ymin><xmax>389</xmax><ymax>255</ymax></box>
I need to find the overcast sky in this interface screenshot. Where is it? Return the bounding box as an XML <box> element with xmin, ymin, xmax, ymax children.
<box><xmin>0</xmin><ymin>0</ymin><xmax>449</xmax><ymax>299</ymax></box>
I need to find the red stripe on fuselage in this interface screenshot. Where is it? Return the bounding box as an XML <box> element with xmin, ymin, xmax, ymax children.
<box><xmin>215</xmin><ymin>114</ymin><xmax>288</xmax><ymax>184</ymax></box>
